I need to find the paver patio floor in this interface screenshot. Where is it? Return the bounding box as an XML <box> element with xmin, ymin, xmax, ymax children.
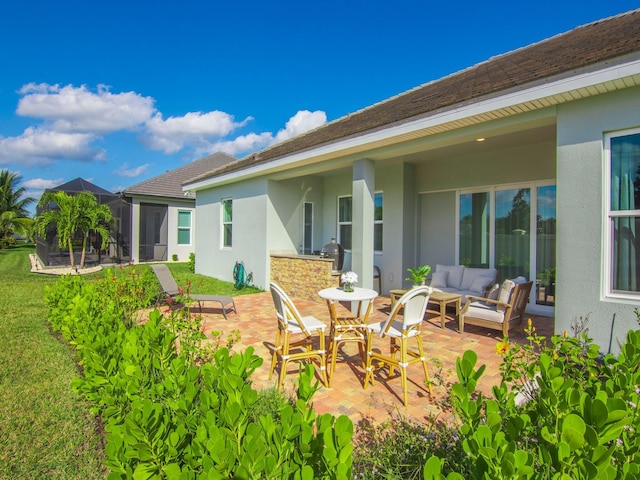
<box><xmin>196</xmin><ymin>291</ymin><xmax>554</xmax><ymax>427</ymax></box>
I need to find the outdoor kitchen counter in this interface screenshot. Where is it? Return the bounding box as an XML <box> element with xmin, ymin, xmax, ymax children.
<box><xmin>270</xmin><ymin>253</ymin><xmax>340</xmax><ymax>302</ymax></box>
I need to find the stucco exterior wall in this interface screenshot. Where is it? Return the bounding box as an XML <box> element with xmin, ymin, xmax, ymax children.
<box><xmin>267</xmin><ymin>176</ymin><xmax>324</xmax><ymax>256</ymax></box>
<box><xmin>556</xmin><ymin>86</ymin><xmax>640</xmax><ymax>353</ymax></box>
<box><xmin>195</xmin><ymin>178</ymin><xmax>269</xmax><ymax>289</ymax></box>
<box><xmin>414</xmin><ymin>140</ymin><xmax>556</xmax><ymax>192</ymax></box>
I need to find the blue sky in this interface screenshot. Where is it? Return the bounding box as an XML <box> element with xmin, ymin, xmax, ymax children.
<box><xmin>0</xmin><ymin>1</ymin><xmax>637</xmax><ymax>210</ymax></box>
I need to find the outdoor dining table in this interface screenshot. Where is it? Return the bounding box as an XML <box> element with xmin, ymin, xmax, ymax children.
<box><xmin>317</xmin><ymin>286</ymin><xmax>379</xmax><ymax>386</ymax></box>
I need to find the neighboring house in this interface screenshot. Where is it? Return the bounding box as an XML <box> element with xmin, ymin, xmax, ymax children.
<box><xmin>184</xmin><ymin>10</ymin><xmax>640</xmax><ymax>352</ymax></box>
<box><xmin>121</xmin><ymin>152</ymin><xmax>235</xmax><ymax>263</ymax></box>
<box><xmin>36</xmin><ymin>178</ymin><xmax>129</xmax><ymax>266</ymax></box>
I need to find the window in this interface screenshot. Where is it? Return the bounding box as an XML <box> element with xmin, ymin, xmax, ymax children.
<box><xmin>177</xmin><ymin>210</ymin><xmax>191</xmax><ymax>245</ymax></box>
<box><xmin>222</xmin><ymin>198</ymin><xmax>232</xmax><ymax>248</ymax></box>
<box><xmin>459</xmin><ymin>192</ymin><xmax>490</xmax><ymax>268</ymax></box>
<box><xmin>303</xmin><ymin>202</ymin><xmax>313</xmax><ymax>254</ymax></box>
<box><xmin>337</xmin><ymin>194</ymin><xmax>383</xmax><ymax>252</ymax></box>
<box><xmin>374</xmin><ymin>192</ymin><xmax>383</xmax><ymax>252</ymax></box>
<box><xmin>338</xmin><ymin>196</ymin><xmax>352</xmax><ymax>250</ymax></box>
<box><xmin>606</xmin><ymin>130</ymin><xmax>640</xmax><ymax>296</ymax></box>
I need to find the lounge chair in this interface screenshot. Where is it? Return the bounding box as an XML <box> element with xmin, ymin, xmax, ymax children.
<box><xmin>149</xmin><ymin>263</ymin><xmax>237</xmax><ymax>320</ymax></box>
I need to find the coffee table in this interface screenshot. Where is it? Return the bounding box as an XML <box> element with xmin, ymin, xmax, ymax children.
<box><xmin>427</xmin><ymin>291</ymin><xmax>462</xmax><ymax>329</ymax></box>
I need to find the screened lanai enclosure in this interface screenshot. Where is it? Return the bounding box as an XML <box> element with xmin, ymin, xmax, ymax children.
<box><xmin>35</xmin><ymin>178</ymin><xmax>131</xmax><ymax>267</ymax></box>
<box><xmin>138</xmin><ymin>203</ymin><xmax>168</xmax><ymax>262</ymax></box>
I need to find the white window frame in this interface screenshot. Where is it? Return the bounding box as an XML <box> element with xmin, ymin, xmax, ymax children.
<box><xmin>221</xmin><ymin>198</ymin><xmax>233</xmax><ymax>249</ymax></box>
<box><xmin>374</xmin><ymin>191</ymin><xmax>383</xmax><ymax>253</ymax></box>
<box><xmin>603</xmin><ymin>128</ymin><xmax>640</xmax><ymax>301</ymax></box>
<box><xmin>338</xmin><ymin>195</ymin><xmax>352</xmax><ymax>251</ymax></box>
<box><xmin>303</xmin><ymin>201</ymin><xmax>314</xmax><ymax>254</ymax></box>
<box><xmin>177</xmin><ymin>210</ymin><xmax>192</xmax><ymax>246</ymax></box>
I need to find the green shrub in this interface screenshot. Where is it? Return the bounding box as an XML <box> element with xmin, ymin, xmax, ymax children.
<box><xmin>187</xmin><ymin>252</ymin><xmax>195</xmax><ymax>273</ymax></box>
<box><xmin>45</xmin><ymin>272</ymin><xmax>354</xmax><ymax>479</ymax></box>
<box><xmin>425</xmin><ymin>318</ymin><xmax>640</xmax><ymax>479</ymax></box>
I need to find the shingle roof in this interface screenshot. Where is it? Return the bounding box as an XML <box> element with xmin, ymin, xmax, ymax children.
<box><xmin>51</xmin><ymin>178</ymin><xmax>115</xmax><ymax>196</ymax></box>
<box><xmin>122</xmin><ymin>152</ymin><xmax>236</xmax><ymax>198</ymax></box>
<box><xmin>188</xmin><ymin>9</ymin><xmax>640</xmax><ymax>184</ymax></box>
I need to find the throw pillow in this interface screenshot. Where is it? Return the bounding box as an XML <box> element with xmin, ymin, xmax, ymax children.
<box><xmin>435</xmin><ymin>264</ymin><xmax>465</xmax><ymax>289</ymax></box>
<box><xmin>430</xmin><ymin>271</ymin><xmax>448</xmax><ymax>288</ymax></box>
<box><xmin>497</xmin><ymin>279</ymin><xmax>516</xmax><ymax>313</ymax></box>
<box><xmin>486</xmin><ymin>283</ymin><xmax>500</xmax><ymax>300</ymax></box>
<box><xmin>470</xmin><ymin>276</ymin><xmax>493</xmax><ymax>294</ymax></box>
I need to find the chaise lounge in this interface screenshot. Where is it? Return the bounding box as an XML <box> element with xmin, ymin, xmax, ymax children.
<box><xmin>150</xmin><ymin>263</ymin><xmax>237</xmax><ymax>320</ymax></box>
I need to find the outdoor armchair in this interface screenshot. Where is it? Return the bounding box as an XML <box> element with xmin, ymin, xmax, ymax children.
<box><xmin>459</xmin><ymin>279</ymin><xmax>533</xmax><ymax>336</ymax></box>
<box><xmin>150</xmin><ymin>263</ymin><xmax>237</xmax><ymax>320</ymax></box>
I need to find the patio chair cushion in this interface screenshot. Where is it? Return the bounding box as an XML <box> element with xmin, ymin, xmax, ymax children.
<box><xmin>367</xmin><ymin>319</ymin><xmax>420</xmax><ymax>338</ymax></box>
<box><xmin>431</xmin><ymin>271</ymin><xmax>448</xmax><ymax>288</ymax></box>
<box><xmin>497</xmin><ymin>279</ymin><xmax>516</xmax><ymax>313</ymax></box>
<box><xmin>465</xmin><ymin>302</ymin><xmax>505</xmax><ymax>324</ymax></box>
<box><xmin>285</xmin><ymin>315</ymin><xmax>327</xmax><ymax>335</ymax></box>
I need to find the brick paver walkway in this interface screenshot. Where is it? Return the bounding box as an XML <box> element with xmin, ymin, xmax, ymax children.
<box><xmin>196</xmin><ymin>292</ymin><xmax>554</xmax><ymax>427</ymax></box>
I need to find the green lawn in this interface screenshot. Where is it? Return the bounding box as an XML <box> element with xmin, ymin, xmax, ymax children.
<box><xmin>0</xmin><ymin>248</ymin><xmax>261</xmax><ymax>479</ymax></box>
<box><xmin>0</xmin><ymin>245</ymin><xmax>107</xmax><ymax>479</ymax></box>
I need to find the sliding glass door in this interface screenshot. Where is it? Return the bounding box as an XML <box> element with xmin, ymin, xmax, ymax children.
<box><xmin>458</xmin><ymin>183</ymin><xmax>556</xmax><ymax>309</ymax></box>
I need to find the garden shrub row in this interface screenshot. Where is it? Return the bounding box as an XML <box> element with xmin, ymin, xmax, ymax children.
<box><xmin>46</xmin><ymin>266</ymin><xmax>640</xmax><ymax>479</ymax></box>
<box><xmin>45</xmin><ymin>269</ymin><xmax>353</xmax><ymax>479</ymax></box>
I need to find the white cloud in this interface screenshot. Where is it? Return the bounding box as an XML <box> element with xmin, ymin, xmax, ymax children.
<box><xmin>113</xmin><ymin>162</ymin><xmax>150</xmax><ymax>178</ymax></box>
<box><xmin>143</xmin><ymin>111</ymin><xmax>250</xmax><ymax>154</ymax></box>
<box><xmin>0</xmin><ymin>127</ymin><xmax>106</xmax><ymax>166</ymax></box>
<box><xmin>23</xmin><ymin>177</ymin><xmax>65</xmax><ymax>190</ymax></box>
<box><xmin>202</xmin><ymin>132</ymin><xmax>274</xmax><ymax>157</ymax></box>
<box><xmin>272</xmin><ymin>110</ymin><xmax>326</xmax><ymax>145</ymax></box>
<box><xmin>5</xmin><ymin>82</ymin><xmax>328</xmax><ymax>170</ymax></box>
<box><xmin>190</xmin><ymin>110</ymin><xmax>328</xmax><ymax>158</ymax></box>
<box><xmin>17</xmin><ymin>83</ymin><xmax>156</xmax><ymax>133</ymax></box>
<box><xmin>22</xmin><ymin>177</ymin><xmax>65</xmax><ymax>202</ymax></box>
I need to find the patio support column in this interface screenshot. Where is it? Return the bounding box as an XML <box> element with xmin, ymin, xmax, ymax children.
<box><xmin>131</xmin><ymin>199</ymin><xmax>140</xmax><ymax>264</ymax></box>
<box><xmin>352</xmin><ymin>158</ymin><xmax>375</xmax><ymax>290</ymax></box>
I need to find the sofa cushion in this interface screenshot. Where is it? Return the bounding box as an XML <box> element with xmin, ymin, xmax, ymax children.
<box><xmin>430</xmin><ymin>271</ymin><xmax>448</xmax><ymax>288</ymax></box>
<box><xmin>460</xmin><ymin>267</ymin><xmax>497</xmax><ymax>291</ymax></box>
<box><xmin>436</xmin><ymin>264</ymin><xmax>465</xmax><ymax>290</ymax></box>
<box><xmin>469</xmin><ymin>276</ymin><xmax>494</xmax><ymax>294</ymax></box>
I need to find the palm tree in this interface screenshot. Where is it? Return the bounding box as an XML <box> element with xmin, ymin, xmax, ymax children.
<box><xmin>35</xmin><ymin>191</ymin><xmax>114</xmax><ymax>268</ymax></box>
<box><xmin>75</xmin><ymin>192</ymin><xmax>114</xmax><ymax>268</ymax></box>
<box><xmin>0</xmin><ymin>170</ymin><xmax>35</xmax><ymax>217</ymax></box>
<box><xmin>0</xmin><ymin>170</ymin><xmax>35</xmax><ymax>246</ymax></box>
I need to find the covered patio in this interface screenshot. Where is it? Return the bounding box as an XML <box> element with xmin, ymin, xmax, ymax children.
<box><xmin>198</xmin><ymin>291</ymin><xmax>554</xmax><ymax>426</ymax></box>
